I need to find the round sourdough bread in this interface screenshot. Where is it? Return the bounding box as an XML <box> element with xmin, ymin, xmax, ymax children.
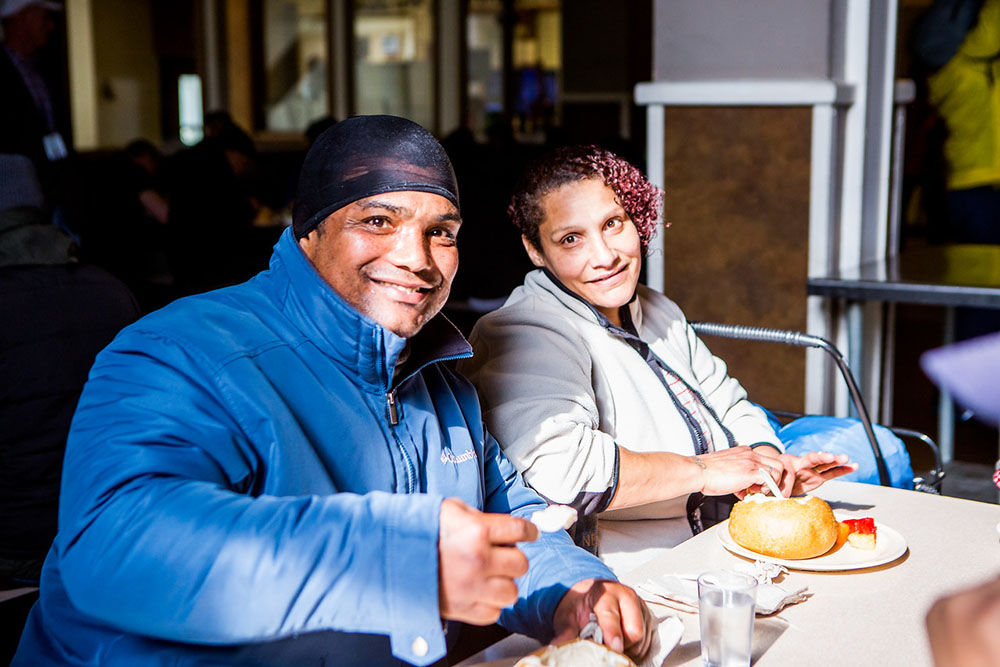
<box><xmin>514</xmin><ymin>638</ymin><xmax>636</xmax><ymax>667</ymax></box>
<box><xmin>728</xmin><ymin>494</ymin><xmax>839</xmax><ymax>559</ymax></box>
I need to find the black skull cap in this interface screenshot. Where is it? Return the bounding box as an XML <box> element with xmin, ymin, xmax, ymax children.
<box><xmin>293</xmin><ymin>115</ymin><xmax>460</xmax><ymax>238</ymax></box>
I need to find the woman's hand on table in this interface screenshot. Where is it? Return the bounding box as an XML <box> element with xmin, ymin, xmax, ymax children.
<box><xmin>926</xmin><ymin>575</ymin><xmax>1000</xmax><ymax>667</ymax></box>
<box><xmin>781</xmin><ymin>451</ymin><xmax>857</xmax><ymax>495</ymax></box>
<box><xmin>695</xmin><ymin>445</ymin><xmax>786</xmax><ymax>498</ymax></box>
<box><xmin>746</xmin><ymin>447</ymin><xmax>857</xmax><ymax>497</ymax></box>
<box><xmin>551</xmin><ymin>578</ymin><xmax>654</xmax><ymax>662</ymax></box>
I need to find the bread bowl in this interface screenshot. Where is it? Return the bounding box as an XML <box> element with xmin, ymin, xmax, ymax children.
<box><xmin>727</xmin><ymin>494</ymin><xmax>839</xmax><ymax>559</ymax></box>
<box><xmin>514</xmin><ymin>638</ymin><xmax>636</xmax><ymax>667</ymax></box>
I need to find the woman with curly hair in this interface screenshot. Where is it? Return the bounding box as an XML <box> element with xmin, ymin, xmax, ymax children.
<box><xmin>458</xmin><ymin>145</ymin><xmax>854</xmax><ymax>571</ymax></box>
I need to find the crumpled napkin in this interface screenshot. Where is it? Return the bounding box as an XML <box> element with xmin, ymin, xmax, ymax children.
<box><xmin>636</xmin><ymin>561</ymin><xmax>809</xmax><ymax>616</ymax></box>
<box><xmin>578</xmin><ymin>612</ymin><xmax>684</xmax><ymax>667</ymax></box>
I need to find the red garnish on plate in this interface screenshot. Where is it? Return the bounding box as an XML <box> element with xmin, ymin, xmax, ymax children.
<box><xmin>993</xmin><ymin>468</ymin><xmax>1000</xmax><ymax>489</ymax></box>
<box><xmin>843</xmin><ymin>517</ymin><xmax>877</xmax><ymax>550</ymax></box>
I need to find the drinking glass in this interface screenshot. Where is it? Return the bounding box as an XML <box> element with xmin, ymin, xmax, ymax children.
<box><xmin>697</xmin><ymin>570</ymin><xmax>757</xmax><ymax>667</ymax></box>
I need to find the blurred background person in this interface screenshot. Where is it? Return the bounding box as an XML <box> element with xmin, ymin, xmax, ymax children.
<box><xmin>0</xmin><ymin>154</ymin><xmax>138</xmax><ymax>591</ymax></box>
<box><xmin>165</xmin><ymin>120</ymin><xmax>279</xmax><ymax>296</ymax></box>
<box><xmin>920</xmin><ymin>0</ymin><xmax>999</xmax><ymax>246</ymax></box>
<box><xmin>304</xmin><ymin>115</ymin><xmax>338</xmax><ymax>146</ymax></box>
<box><xmin>914</xmin><ymin>0</ymin><xmax>1000</xmax><ymax>340</ymax></box>
<box><xmin>442</xmin><ymin>121</ymin><xmax>537</xmax><ymax>332</ymax></box>
<box><xmin>124</xmin><ymin>139</ymin><xmax>169</xmax><ymax>226</ymax></box>
<box><xmin>0</xmin><ymin>0</ymin><xmax>86</xmax><ymax>245</ymax></box>
<box><xmin>0</xmin><ymin>0</ymin><xmax>66</xmax><ymax>176</ymax></box>
<box><xmin>78</xmin><ymin>139</ymin><xmax>174</xmax><ymax>313</ymax></box>
<box><xmin>202</xmin><ymin>109</ymin><xmax>237</xmax><ymax>142</ymax></box>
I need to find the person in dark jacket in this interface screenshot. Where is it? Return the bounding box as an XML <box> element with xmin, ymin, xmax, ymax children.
<box><xmin>0</xmin><ymin>1</ymin><xmax>69</xmax><ymax>190</ymax></box>
<box><xmin>165</xmin><ymin>122</ymin><xmax>279</xmax><ymax>296</ymax></box>
<box><xmin>0</xmin><ymin>0</ymin><xmax>90</xmax><ymax>246</ymax></box>
<box><xmin>0</xmin><ymin>154</ymin><xmax>139</xmax><ymax>584</ymax></box>
<box><xmin>13</xmin><ymin>117</ymin><xmax>654</xmax><ymax>667</ymax></box>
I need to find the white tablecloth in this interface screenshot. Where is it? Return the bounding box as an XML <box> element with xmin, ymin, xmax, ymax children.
<box><xmin>457</xmin><ymin>481</ymin><xmax>1000</xmax><ymax>666</ymax></box>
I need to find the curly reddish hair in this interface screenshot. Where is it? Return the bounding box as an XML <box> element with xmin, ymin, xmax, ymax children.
<box><xmin>508</xmin><ymin>145</ymin><xmax>663</xmax><ymax>254</ymax></box>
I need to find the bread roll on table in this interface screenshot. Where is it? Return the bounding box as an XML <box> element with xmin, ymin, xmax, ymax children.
<box><xmin>728</xmin><ymin>494</ymin><xmax>839</xmax><ymax>559</ymax></box>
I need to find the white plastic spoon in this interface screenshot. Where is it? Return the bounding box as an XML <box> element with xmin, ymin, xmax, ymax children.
<box><xmin>757</xmin><ymin>467</ymin><xmax>784</xmax><ymax>498</ymax></box>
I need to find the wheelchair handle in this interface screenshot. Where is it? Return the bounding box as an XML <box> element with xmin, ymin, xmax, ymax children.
<box><xmin>690</xmin><ymin>321</ymin><xmax>892</xmax><ymax>487</ymax></box>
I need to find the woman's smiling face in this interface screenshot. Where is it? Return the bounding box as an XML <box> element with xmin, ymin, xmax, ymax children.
<box><xmin>524</xmin><ymin>177</ymin><xmax>642</xmax><ymax>326</ymax></box>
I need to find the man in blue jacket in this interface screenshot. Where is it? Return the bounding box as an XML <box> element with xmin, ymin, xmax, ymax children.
<box><xmin>13</xmin><ymin>115</ymin><xmax>653</xmax><ymax>666</ymax></box>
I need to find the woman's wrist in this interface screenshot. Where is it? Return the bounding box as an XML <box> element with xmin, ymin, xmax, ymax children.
<box><xmin>689</xmin><ymin>455</ymin><xmax>707</xmax><ymax>493</ymax></box>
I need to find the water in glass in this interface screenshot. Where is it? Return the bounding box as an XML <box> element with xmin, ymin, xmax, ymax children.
<box><xmin>698</xmin><ymin>571</ymin><xmax>756</xmax><ymax>667</ymax></box>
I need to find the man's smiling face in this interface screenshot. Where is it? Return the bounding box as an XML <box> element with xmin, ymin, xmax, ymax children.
<box><xmin>298</xmin><ymin>191</ymin><xmax>461</xmax><ymax>338</ymax></box>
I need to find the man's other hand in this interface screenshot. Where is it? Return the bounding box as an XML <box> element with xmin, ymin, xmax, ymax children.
<box><xmin>551</xmin><ymin>579</ymin><xmax>654</xmax><ymax>662</ymax></box>
<box><xmin>926</xmin><ymin>575</ymin><xmax>1000</xmax><ymax>667</ymax></box>
<box><xmin>438</xmin><ymin>498</ymin><xmax>538</xmax><ymax>625</ymax></box>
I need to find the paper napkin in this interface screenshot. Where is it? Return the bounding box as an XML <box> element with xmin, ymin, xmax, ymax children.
<box><xmin>636</xmin><ymin>561</ymin><xmax>809</xmax><ymax>616</ymax></box>
<box><xmin>638</xmin><ymin>614</ymin><xmax>684</xmax><ymax>667</ymax></box>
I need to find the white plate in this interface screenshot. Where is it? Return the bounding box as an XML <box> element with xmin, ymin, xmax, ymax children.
<box><xmin>716</xmin><ymin>516</ymin><xmax>907</xmax><ymax>571</ymax></box>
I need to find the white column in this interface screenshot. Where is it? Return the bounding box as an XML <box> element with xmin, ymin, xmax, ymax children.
<box><xmin>806</xmin><ymin>102</ymin><xmax>838</xmax><ymax>415</ymax></box>
<box><xmin>436</xmin><ymin>0</ymin><xmax>462</xmax><ymax>136</ymax></box>
<box><xmin>66</xmin><ymin>0</ymin><xmax>98</xmax><ymax>150</ymax></box>
<box><xmin>645</xmin><ymin>103</ymin><xmax>665</xmax><ymax>293</ymax></box>
<box><xmin>201</xmin><ymin>0</ymin><xmax>224</xmax><ymax>112</ymax></box>
<box><xmin>330</xmin><ymin>0</ymin><xmax>351</xmax><ymax>122</ymax></box>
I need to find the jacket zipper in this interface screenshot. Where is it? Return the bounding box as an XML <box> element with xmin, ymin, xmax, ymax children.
<box><xmin>386</xmin><ymin>388</ymin><xmax>415</xmax><ymax>493</ymax></box>
<box><xmin>386</xmin><ymin>390</ymin><xmax>399</xmax><ymax>426</ymax></box>
<box><xmin>386</xmin><ymin>352</ymin><xmax>469</xmax><ymax>494</ymax></box>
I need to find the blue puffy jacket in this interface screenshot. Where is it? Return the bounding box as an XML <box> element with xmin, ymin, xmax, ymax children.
<box><xmin>14</xmin><ymin>228</ymin><xmax>614</xmax><ymax>666</ymax></box>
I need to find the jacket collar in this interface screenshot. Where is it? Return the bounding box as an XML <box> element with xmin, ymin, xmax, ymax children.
<box><xmin>0</xmin><ymin>208</ymin><xmax>78</xmax><ymax>268</ymax></box>
<box><xmin>268</xmin><ymin>227</ymin><xmax>471</xmax><ymax>390</ymax></box>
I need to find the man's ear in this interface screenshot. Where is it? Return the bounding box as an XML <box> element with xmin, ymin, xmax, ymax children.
<box><xmin>298</xmin><ymin>231</ymin><xmax>315</xmax><ymax>255</ymax></box>
<box><xmin>522</xmin><ymin>235</ymin><xmax>545</xmax><ymax>268</ymax></box>
<box><xmin>298</xmin><ymin>219</ymin><xmax>326</xmax><ymax>256</ymax></box>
